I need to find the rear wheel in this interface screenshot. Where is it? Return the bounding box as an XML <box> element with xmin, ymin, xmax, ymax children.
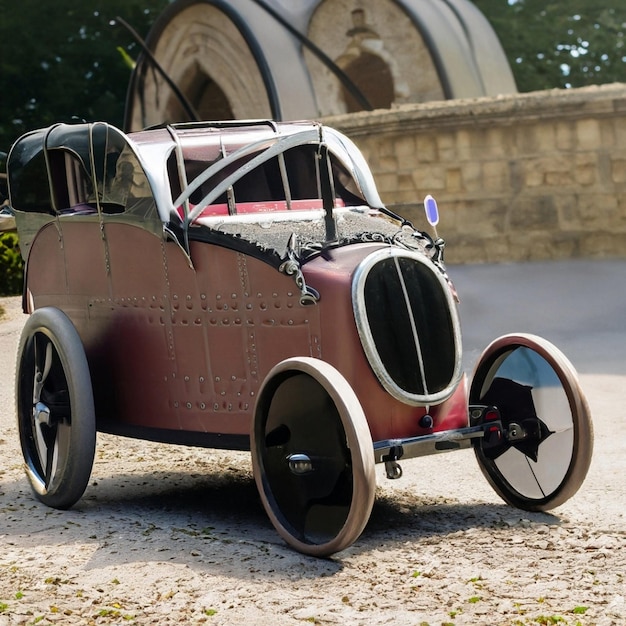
<box><xmin>251</xmin><ymin>358</ymin><xmax>376</xmax><ymax>557</ymax></box>
<box><xmin>470</xmin><ymin>334</ymin><xmax>593</xmax><ymax>511</ymax></box>
<box><xmin>16</xmin><ymin>307</ymin><xmax>96</xmax><ymax>509</ymax></box>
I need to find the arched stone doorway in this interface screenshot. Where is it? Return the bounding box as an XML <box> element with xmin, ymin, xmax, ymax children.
<box><xmin>341</xmin><ymin>52</ymin><xmax>395</xmax><ymax>112</ymax></box>
<box><xmin>173</xmin><ymin>64</ymin><xmax>235</xmax><ymax>121</ymax></box>
<box><xmin>125</xmin><ymin>1</ymin><xmax>275</xmax><ymax>131</ymax></box>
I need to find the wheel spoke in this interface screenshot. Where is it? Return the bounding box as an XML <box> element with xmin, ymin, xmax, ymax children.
<box><xmin>33</xmin><ymin>335</ymin><xmax>52</xmax><ymax>404</ymax></box>
<box><xmin>46</xmin><ymin>421</ymin><xmax>71</xmax><ymax>488</ymax></box>
<box><xmin>44</xmin><ymin>424</ymin><xmax>58</xmax><ymax>486</ymax></box>
<box><xmin>33</xmin><ymin>416</ymin><xmax>49</xmax><ymax>478</ymax></box>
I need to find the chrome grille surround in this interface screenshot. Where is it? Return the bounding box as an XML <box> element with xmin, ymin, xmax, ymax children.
<box><xmin>352</xmin><ymin>248</ymin><xmax>463</xmax><ymax>406</ymax></box>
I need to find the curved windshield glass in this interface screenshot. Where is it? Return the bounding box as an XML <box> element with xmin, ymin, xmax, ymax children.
<box><xmin>167</xmin><ymin>123</ymin><xmax>419</xmax><ymax>262</ymax></box>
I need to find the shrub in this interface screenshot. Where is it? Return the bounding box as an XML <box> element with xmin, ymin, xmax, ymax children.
<box><xmin>0</xmin><ymin>232</ymin><xmax>24</xmax><ymax>296</ymax></box>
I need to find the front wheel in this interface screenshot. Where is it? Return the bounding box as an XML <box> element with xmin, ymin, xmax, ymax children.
<box><xmin>16</xmin><ymin>307</ymin><xmax>96</xmax><ymax>509</ymax></box>
<box><xmin>251</xmin><ymin>358</ymin><xmax>376</xmax><ymax>557</ymax></box>
<box><xmin>470</xmin><ymin>334</ymin><xmax>593</xmax><ymax>511</ymax></box>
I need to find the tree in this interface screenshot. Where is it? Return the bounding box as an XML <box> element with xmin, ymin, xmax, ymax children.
<box><xmin>1</xmin><ymin>0</ymin><xmax>624</xmax><ymax>154</ymax></box>
<box><xmin>472</xmin><ymin>0</ymin><xmax>626</xmax><ymax>92</ymax></box>
<box><xmin>0</xmin><ymin>0</ymin><xmax>168</xmax><ymax>151</ymax></box>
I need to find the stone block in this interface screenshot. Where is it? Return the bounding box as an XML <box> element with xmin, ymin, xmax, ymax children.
<box><xmin>611</xmin><ymin>158</ymin><xmax>626</xmax><ymax>184</ymax></box>
<box><xmin>509</xmin><ymin>196</ymin><xmax>559</xmax><ymax>231</ymax></box>
<box><xmin>534</xmin><ymin>124</ymin><xmax>557</xmax><ymax>153</ymax></box>
<box><xmin>436</xmin><ymin>132</ymin><xmax>457</xmax><ymax>161</ymax></box>
<box><xmin>455</xmin><ymin>198</ymin><xmax>505</xmax><ymax>236</ymax></box>
<box><xmin>411</xmin><ymin>164</ymin><xmax>446</xmax><ymax>191</ymax></box>
<box><xmin>574</xmin><ymin>155</ymin><xmax>597</xmax><ymax>186</ymax></box>
<box><xmin>576</xmin><ymin>119</ymin><xmax>602</xmax><ymax>151</ymax></box>
<box><xmin>614</xmin><ymin>119</ymin><xmax>626</xmax><ymax>148</ymax></box>
<box><xmin>445</xmin><ymin>168</ymin><xmax>463</xmax><ymax>192</ymax></box>
<box><xmin>455</xmin><ymin>130</ymin><xmax>472</xmax><ymax>161</ymax></box>
<box><xmin>600</xmin><ymin>119</ymin><xmax>617</xmax><ymax>149</ymax></box>
<box><xmin>522</xmin><ymin>159</ymin><xmax>546</xmax><ymax>187</ymax></box>
<box><xmin>394</xmin><ymin>135</ymin><xmax>417</xmax><ymax>158</ymax></box>
<box><xmin>482</xmin><ymin>161</ymin><xmax>510</xmax><ymax>191</ymax></box>
<box><xmin>415</xmin><ymin>135</ymin><xmax>438</xmax><ymax>162</ymax></box>
<box><xmin>379</xmin><ymin>155</ymin><xmax>399</xmax><ymax>174</ymax></box>
<box><xmin>553</xmin><ymin>193</ymin><xmax>581</xmax><ymax>229</ymax></box>
<box><xmin>515</xmin><ymin>125</ymin><xmax>539</xmax><ymax>155</ymax></box>
<box><xmin>577</xmin><ymin>194</ymin><xmax>616</xmax><ymax>226</ymax></box>
<box><xmin>461</xmin><ymin>161</ymin><xmax>483</xmax><ymax>192</ymax></box>
<box><xmin>555</xmin><ymin>121</ymin><xmax>576</xmax><ymax>151</ymax></box>
<box><xmin>397</xmin><ymin>173</ymin><xmax>416</xmax><ymax>191</ymax></box>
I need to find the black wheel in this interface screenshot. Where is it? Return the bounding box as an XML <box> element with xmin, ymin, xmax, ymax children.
<box><xmin>251</xmin><ymin>358</ymin><xmax>376</xmax><ymax>557</ymax></box>
<box><xmin>470</xmin><ymin>334</ymin><xmax>593</xmax><ymax>511</ymax></box>
<box><xmin>16</xmin><ymin>307</ymin><xmax>96</xmax><ymax>509</ymax></box>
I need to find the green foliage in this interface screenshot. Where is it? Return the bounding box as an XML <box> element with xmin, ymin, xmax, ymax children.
<box><xmin>473</xmin><ymin>0</ymin><xmax>626</xmax><ymax>92</ymax></box>
<box><xmin>0</xmin><ymin>233</ymin><xmax>23</xmax><ymax>296</ymax></box>
<box><xmin>0</xmin><ymin>0</ymin><xmax>623</xmax><ymax>159</ymax></box>
<box><xmin>0</xmin><ymin>0</ymin><xmax>169</xmax><ymax>150</ymax></box>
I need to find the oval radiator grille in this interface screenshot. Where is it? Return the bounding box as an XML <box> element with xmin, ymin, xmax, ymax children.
<box><xmin>352</xmin><ymin>249</ymin><xmax>462</xmax><ymax>406</ymax></box>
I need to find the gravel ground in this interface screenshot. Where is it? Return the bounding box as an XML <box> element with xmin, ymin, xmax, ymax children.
<box><xmin>0</xmin><ymin>259</ymin><xmax>625</xmax><ymax>626</ymax></box>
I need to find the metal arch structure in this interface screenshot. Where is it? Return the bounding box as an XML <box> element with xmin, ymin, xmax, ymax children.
<box><xmin>402</xmin><ymin>0</ymin><xmax>519</xmax><ymax>98</ymax></box>
<box><xmin>124</xmin><ymin>0</ymin><xmax>517</xmax><ymax>132</ymax></box>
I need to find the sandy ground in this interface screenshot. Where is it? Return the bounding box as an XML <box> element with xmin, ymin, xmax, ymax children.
<box><xmin>0</xmin><ymin>259</ymin><xmax>625</xmax><ymax>626</ymax></box>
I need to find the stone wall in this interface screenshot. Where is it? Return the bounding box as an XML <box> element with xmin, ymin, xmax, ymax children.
<box><xmin>325</xmin><ymin>83</ymin><xmax>626</xmax><ymax>264</ymax></box>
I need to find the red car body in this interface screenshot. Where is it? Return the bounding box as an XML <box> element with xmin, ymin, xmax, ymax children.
<box><xmin>7</xmin><ymin>120</ymin><xmax>592</xmax><ymax>556</ymax></box>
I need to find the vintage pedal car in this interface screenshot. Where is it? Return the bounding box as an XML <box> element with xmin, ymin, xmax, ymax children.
<box><xmin>7</xmin><ymin>120</ymin><xmax>593</xmax><ymax>556</ymax></box>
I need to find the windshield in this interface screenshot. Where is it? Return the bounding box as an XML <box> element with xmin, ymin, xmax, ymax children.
<box><xmin>166</xmin><ymin>123</ymin><xmax>409</xmax><ymax>263</ymax></box>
